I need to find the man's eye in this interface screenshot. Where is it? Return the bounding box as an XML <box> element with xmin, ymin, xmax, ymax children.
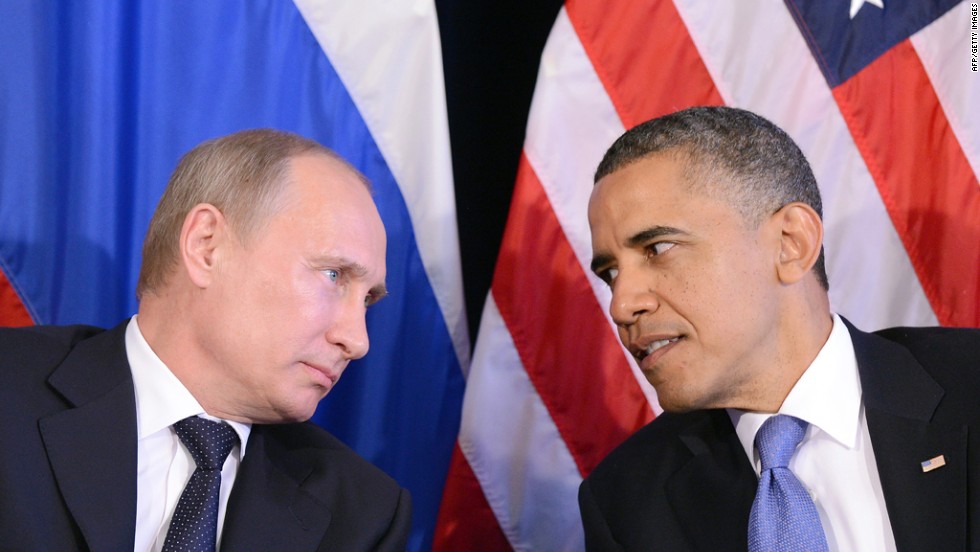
<box><xmin>322</xmin><ymin>269</ymin><xmax>339</xmax><ymax>282</ymax></box>
<box><xmin>649</xmin><ymin>242</ymin><xmax>675</xmax><ymax>256</ymax></box>
<box><xmin>602</xmin><ymin>267</ymin><xmax>619</xmax><ymax>286</ymax></box>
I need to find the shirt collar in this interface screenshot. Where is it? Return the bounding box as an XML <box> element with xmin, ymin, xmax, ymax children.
<box><xmin>126</xmin><ymin>316</ymin><xmax>251</xmax><ymax>452</ymax></box>
<box><xmin>728</xmin><ymin>313</ymin><xmax>861</xmax><ymax>466</ymax></box>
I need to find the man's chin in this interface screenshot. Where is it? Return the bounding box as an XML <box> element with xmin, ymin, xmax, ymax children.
<box><xmin>289</xmin><ymin>398</ymin><xmax>326</xmax><ymax>423</ymax></box>
<box><xmin>649</xmin><ymin>383</ymin><xmax>706</xmax><ymax>414</ymax></box>
<box><xmin>251</xmin><ymin>395</ymin><xmax>326</xmax><ymax>425</ymax></box>
<box><xmin>655</xmin><ymin>387</ymin><xmax>740</xmax><ymax>414</ymax></box>
<box><xmin>656</xmin><ymin>400</ymin><xmax>699</xmax><ymax>414</ymax></box>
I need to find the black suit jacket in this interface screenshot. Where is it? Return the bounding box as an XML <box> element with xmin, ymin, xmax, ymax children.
<box><xmin>0</xmin><ymin>321</ymin><xmax>411</xmax><ymax>551</ymax></box>
<box><xmin>579</xmin><ymin>320</ymin><xmax>980</xmax><ymax>551</ymax></box>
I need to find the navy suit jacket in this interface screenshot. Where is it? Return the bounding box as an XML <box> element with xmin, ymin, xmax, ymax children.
<box><xmin>579</xmin><ymin>320</ymin><xmax>980</xmax><ymax>551</ymax></box>
<box><xmin>0</xmin><ymin>322</ymin><xmax>411</xmax><ymax>551</ymax></box>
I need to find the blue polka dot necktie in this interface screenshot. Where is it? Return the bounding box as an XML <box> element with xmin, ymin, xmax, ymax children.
<box><xmin>163</xmin><ymin>416</ymin><xmax>239</xmax><ymax>552</ymax></box>
<box><xmin>747</xmin><ymin>415</ymin><xmax>829</xmax><ymax>552</ymax></box>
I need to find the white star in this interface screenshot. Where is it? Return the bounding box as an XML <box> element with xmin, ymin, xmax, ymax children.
<box><xmin>850</xmin><ymin>0</ymin><xmax>885</xmax><ymax>19</ymax></box>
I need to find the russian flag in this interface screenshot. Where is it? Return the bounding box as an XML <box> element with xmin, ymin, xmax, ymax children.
<box><xmin>0</xmin><ymin>1</ymin><xmax>468</xmax><ymax>550</ymax></box>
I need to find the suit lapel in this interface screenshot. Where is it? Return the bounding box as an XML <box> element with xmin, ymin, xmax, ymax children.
<box><xmin>221</xmin><ymin>426</ymin><xmax>332</xmax><ymax>551</ymax></box>
<box><xmin>849</xmin><ymin>322</ymin><xmax>968</xmax><ymax>551</ymax></box>
<box><xmin>665</xmin><ymin>410</ymin><xmax>756</xmax><ymax>550</ymax></box>
<box><xmin>39</xmin><ymin>322</ymin><xmax>138</xmax><ymax>552</ymax></box>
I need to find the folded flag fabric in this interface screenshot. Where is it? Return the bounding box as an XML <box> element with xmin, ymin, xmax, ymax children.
<box><xmin>434</xmin><ymin>1</ymin><xmax>978</xmax><ymax>550</ymax></box>
<box><xmin>0</xmin><ymin>2</ymin><xmax>468</xmax><ymax>550</ymax></box>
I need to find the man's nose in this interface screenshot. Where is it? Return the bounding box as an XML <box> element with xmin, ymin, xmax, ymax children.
<box><xmin>609</xmin><ymin>266</ymin><xmax>660</xmax><ymax>326</ymax></box>
<box><xmin>326</xmin><ymin>297</ymin><xmax>370</xmax><ymax>360</ymax></box>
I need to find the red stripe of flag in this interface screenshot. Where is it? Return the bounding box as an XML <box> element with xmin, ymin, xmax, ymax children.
<box><xmin>493</xmin><ymin>154</ymin><xmax>653</xmax><ymax>475</ymax></box>
<box><xmin>432</xmin><ymin>444</ymin><xmax>512</xmax><ymax>551</ymax></box>
<box><xmin>833</xmin><ymin>39</ymin><xmax>980</xmax><ymax>327</ymax></box>
<box><xmin>0</xmin><ymin>270</ymin><xmax>34</xmax><ymax>327</ymax></box>
<box><xmin>566</xmin><ymin>0</ymin><xmax>724</xmax><ymax>127</ymax></box>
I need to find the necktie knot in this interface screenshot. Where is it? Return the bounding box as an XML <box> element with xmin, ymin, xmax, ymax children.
<box><xmin>755</xmin><ymin>414</ymin><xmax>807</xmax><ymax>470</ymax></box>
<box><xmin>173</xmin><ymin>416</ymin><xmax>238</xmax><ymax>472</ymax></box>
<box><xmin>164</xmin><ymin>417</ymin><xmax>238</xmax><ymax>552</ymax></box>
<box><xmin>748</xmin><ymin>414</ymin><xmax>828</xmax><ymax>551</ymax></box>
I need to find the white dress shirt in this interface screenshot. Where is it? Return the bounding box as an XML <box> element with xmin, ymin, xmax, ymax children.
<box><xmin>126</xmin><ymin>317</ymin><xmax>251</xmax><ymax>552</ymax></box>
<box><xmin>727</xmin><ymin>314</ymin><xmax>897</xmax><ymax>551</ymax></box>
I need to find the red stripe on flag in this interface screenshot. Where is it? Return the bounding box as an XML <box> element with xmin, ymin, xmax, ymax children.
<box><xmin>833</xmin><ymin>40</ymin><xmax>980</xmax><ymax>327</ymax></box>
<box><xmin>493</xmin><ymin>154</ymin><xmax>653</xmax><ymax>476</ymax></box>
<box><xmin>0</xmin><ymin>269</ymin><xmax>34</xmax><ymax>327</ymax></box>
<box><xmin>433</xmin><ymin>445</ymin><xmax>513</xmax><ymax>552</ymax></box>
<box><xmin>566</xmin><ymin>0</ymin><xmax>724</xmax><ymax>127</ymax></box>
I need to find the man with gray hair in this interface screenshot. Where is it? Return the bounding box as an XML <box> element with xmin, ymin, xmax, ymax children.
<box><xmin>0</xmin><ymin>129</ymin><xmax>411</xmax><ymax>550</ymax></box>
<box><xmin>580</xmin><ymin>106</ymin><xmax>980</xmax><ymax>551</ymax></box>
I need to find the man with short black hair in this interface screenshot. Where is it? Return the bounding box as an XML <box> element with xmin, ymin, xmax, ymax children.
<box><xmin>580</xmin><ymin>106</ymin><xmax>980</xmax><ymax>551</ymax></box>
<box><xmin>0</xmin><ymin>129</ymin><xmax>411</xmax><ymax>551</ymax></box>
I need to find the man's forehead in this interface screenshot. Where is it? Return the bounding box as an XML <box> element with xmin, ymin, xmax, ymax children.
<box><xmin>590</xmin><ymin>158</ymin><xmax>680</xmax><ymax>222</ymax></box>
<box><xmin>589</xmin><ymin>162</ymin><xmax>748</xmax><ymax>254</ymax></box>
<box><xmin>287</xmin><ymin>153</ymin><xmax>366</xmax><ymax>190</ymax></box>
<box><xmin>592</xmin><ymin>152</ymin><xmax>742</xmax><ymax>221</ymax></box>
<box><xmin>596</xmin><ymin>152</ymin><xmax>679</xmax><ymax>191</ymax></box>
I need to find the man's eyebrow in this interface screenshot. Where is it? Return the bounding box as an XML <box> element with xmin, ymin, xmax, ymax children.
<box><xmin>315</xmin><ymin>255</ymin><xmax>368</xmax><ymax>275</ymax></box>
<box><xmin>332</xmin><ymin>259</ymin><xmax>387</xmax><ymax>304</ymax></box>
<box><xmin>368</xmin><ymin>284</ymin><xmax>389</xmax><ymax>305</ymax></box>
<box><xmin>591</xmin><ymin>225</ymin><xmax>688</xmax><ymax>274</ymax></box>
<box><xmin>316</xmin><ymin>257</ymin><xmax>386</xmax><ymax>292</ymax></box>
<box><xmin>625</xmin><ymin>225</ymin><xmax>687</xmax><ymax>248</ymax></box>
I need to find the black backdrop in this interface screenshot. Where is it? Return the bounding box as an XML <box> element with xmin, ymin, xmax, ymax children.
<box><xmin>436</xmin><ymin>0</ymin><xmax>565</xmax><ymax>340</ymax></box>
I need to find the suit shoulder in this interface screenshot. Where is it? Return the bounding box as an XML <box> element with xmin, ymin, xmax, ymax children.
<box><xmin>873</xmin><ymin>325</ymin><xmax>980</xmax><ymax>378</ymax></box>
<box><xmin>873</xmin><ymin>325</ymin><xmax>980</xmax><ymax>415</ymax></box>
<box><xmin>228</xmin><ymin>423</ymin><xmax>410</xmax><ymax>550</ymax></box>
<box><xmin>0</xmin><ymin>323</ymin><xmax>105</xmax><ymax>351</ymax></box>
<box><xmin>581</xmin><ymin>410</ymin><xmax>751</xmax><ymax>550</ymax></box>
<box><xmin>251</xmin><ymin>422</ymin><xmax>410</xmax><ymax>549</ymax></box>
<box><xmin>0</xmin><ymin>324</ymin><xmax>106</xmax><ymax>375</ymax></box>
<box><xmin>258</xmin><ymin>422</ymin><xmax>403</xmax><ymax>493</ymax></box>
<box><xmin>587</xmin><ymin>409</ymin><xmax>729</xmax><ymax>486</ymax></box>
<box><xmin>875</xmin><ymin>325</ymin><xmax>980</xmax><ymax>353</ymax></box>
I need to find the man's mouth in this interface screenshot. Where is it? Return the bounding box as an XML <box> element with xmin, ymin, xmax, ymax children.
<box><xmin>303</xmin><ymin>361</ymin><xmax>341</xmax><ymax>387</ymax></box>
<box><xmin>635</xmin><ymin>336</ymin><xmax>682</xmax><ymax>361</ymax></box>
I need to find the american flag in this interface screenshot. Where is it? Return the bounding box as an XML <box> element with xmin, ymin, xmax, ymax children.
<box><xmin>921</xmin><ymin>455</ymin><xmax>947</xmax><ymax>473</ymax></box>
<box><xmin>434</xmin><ymin>1</ymin><xmax>979</xmax><ymax>549</ymax></box>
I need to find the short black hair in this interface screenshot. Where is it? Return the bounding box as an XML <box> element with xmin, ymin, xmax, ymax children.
<box><xmin>595</xmin><ymin>106</ymin><xmax>829</xmax><ymax>290</ymax></box>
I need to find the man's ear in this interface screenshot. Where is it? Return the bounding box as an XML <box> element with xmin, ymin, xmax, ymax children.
<box><xmin>772</xmin><ymin>202</ymin><xmax>824</xmax><ymax>285</ymax></box>
<box><xmin>179</xmin><ymin>204</ymin><xmax>227</xmax><ymax>289</ymax></box>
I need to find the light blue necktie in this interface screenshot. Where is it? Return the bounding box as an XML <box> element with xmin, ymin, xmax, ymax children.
<box><xmin>747</xmin><ymin>415</ymin><xmax>829</xmax><ymax>552</ymax></box>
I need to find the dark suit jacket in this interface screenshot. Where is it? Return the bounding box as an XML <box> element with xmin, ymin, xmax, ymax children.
<box><xmin>579</xmin><ymin>320</ymin><xmax>980</xmax><ymax>551</ymax></box>
<box><xmin>0</xmin><ymin>321</ymin><xmax>411</xmax><ymax>551</ymax></box>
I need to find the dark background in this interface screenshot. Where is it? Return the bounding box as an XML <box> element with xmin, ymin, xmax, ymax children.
<box><xmin>436</xmin><ymin>0</ymin><xmax>566</xmax><ymax>339</ymax></box>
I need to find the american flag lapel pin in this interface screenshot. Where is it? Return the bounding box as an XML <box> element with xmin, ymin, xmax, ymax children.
<box><xmin>921</xmin><ymin>455</ymin><xmax>946</xmax><ymax>473</ymax></box>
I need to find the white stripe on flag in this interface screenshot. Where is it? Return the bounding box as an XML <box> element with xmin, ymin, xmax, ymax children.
<box><xmin>459</xmin><ymin>296</ymin><xmax>584</xmax><ymax>551</ymax></box>
<box><xmin>675</xmin><ymin>0</ymin><xmax>938</xmax><ymax>329</ymax></box>
<box><xmin>293</xmin><ymin>0</ymin><xmax>470</xmax><ymax>369</ymax></box>
<box><xmin>910</xmin><ymin>2</ymin><xmax>980</xmax><ymax>182</ymax></box>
